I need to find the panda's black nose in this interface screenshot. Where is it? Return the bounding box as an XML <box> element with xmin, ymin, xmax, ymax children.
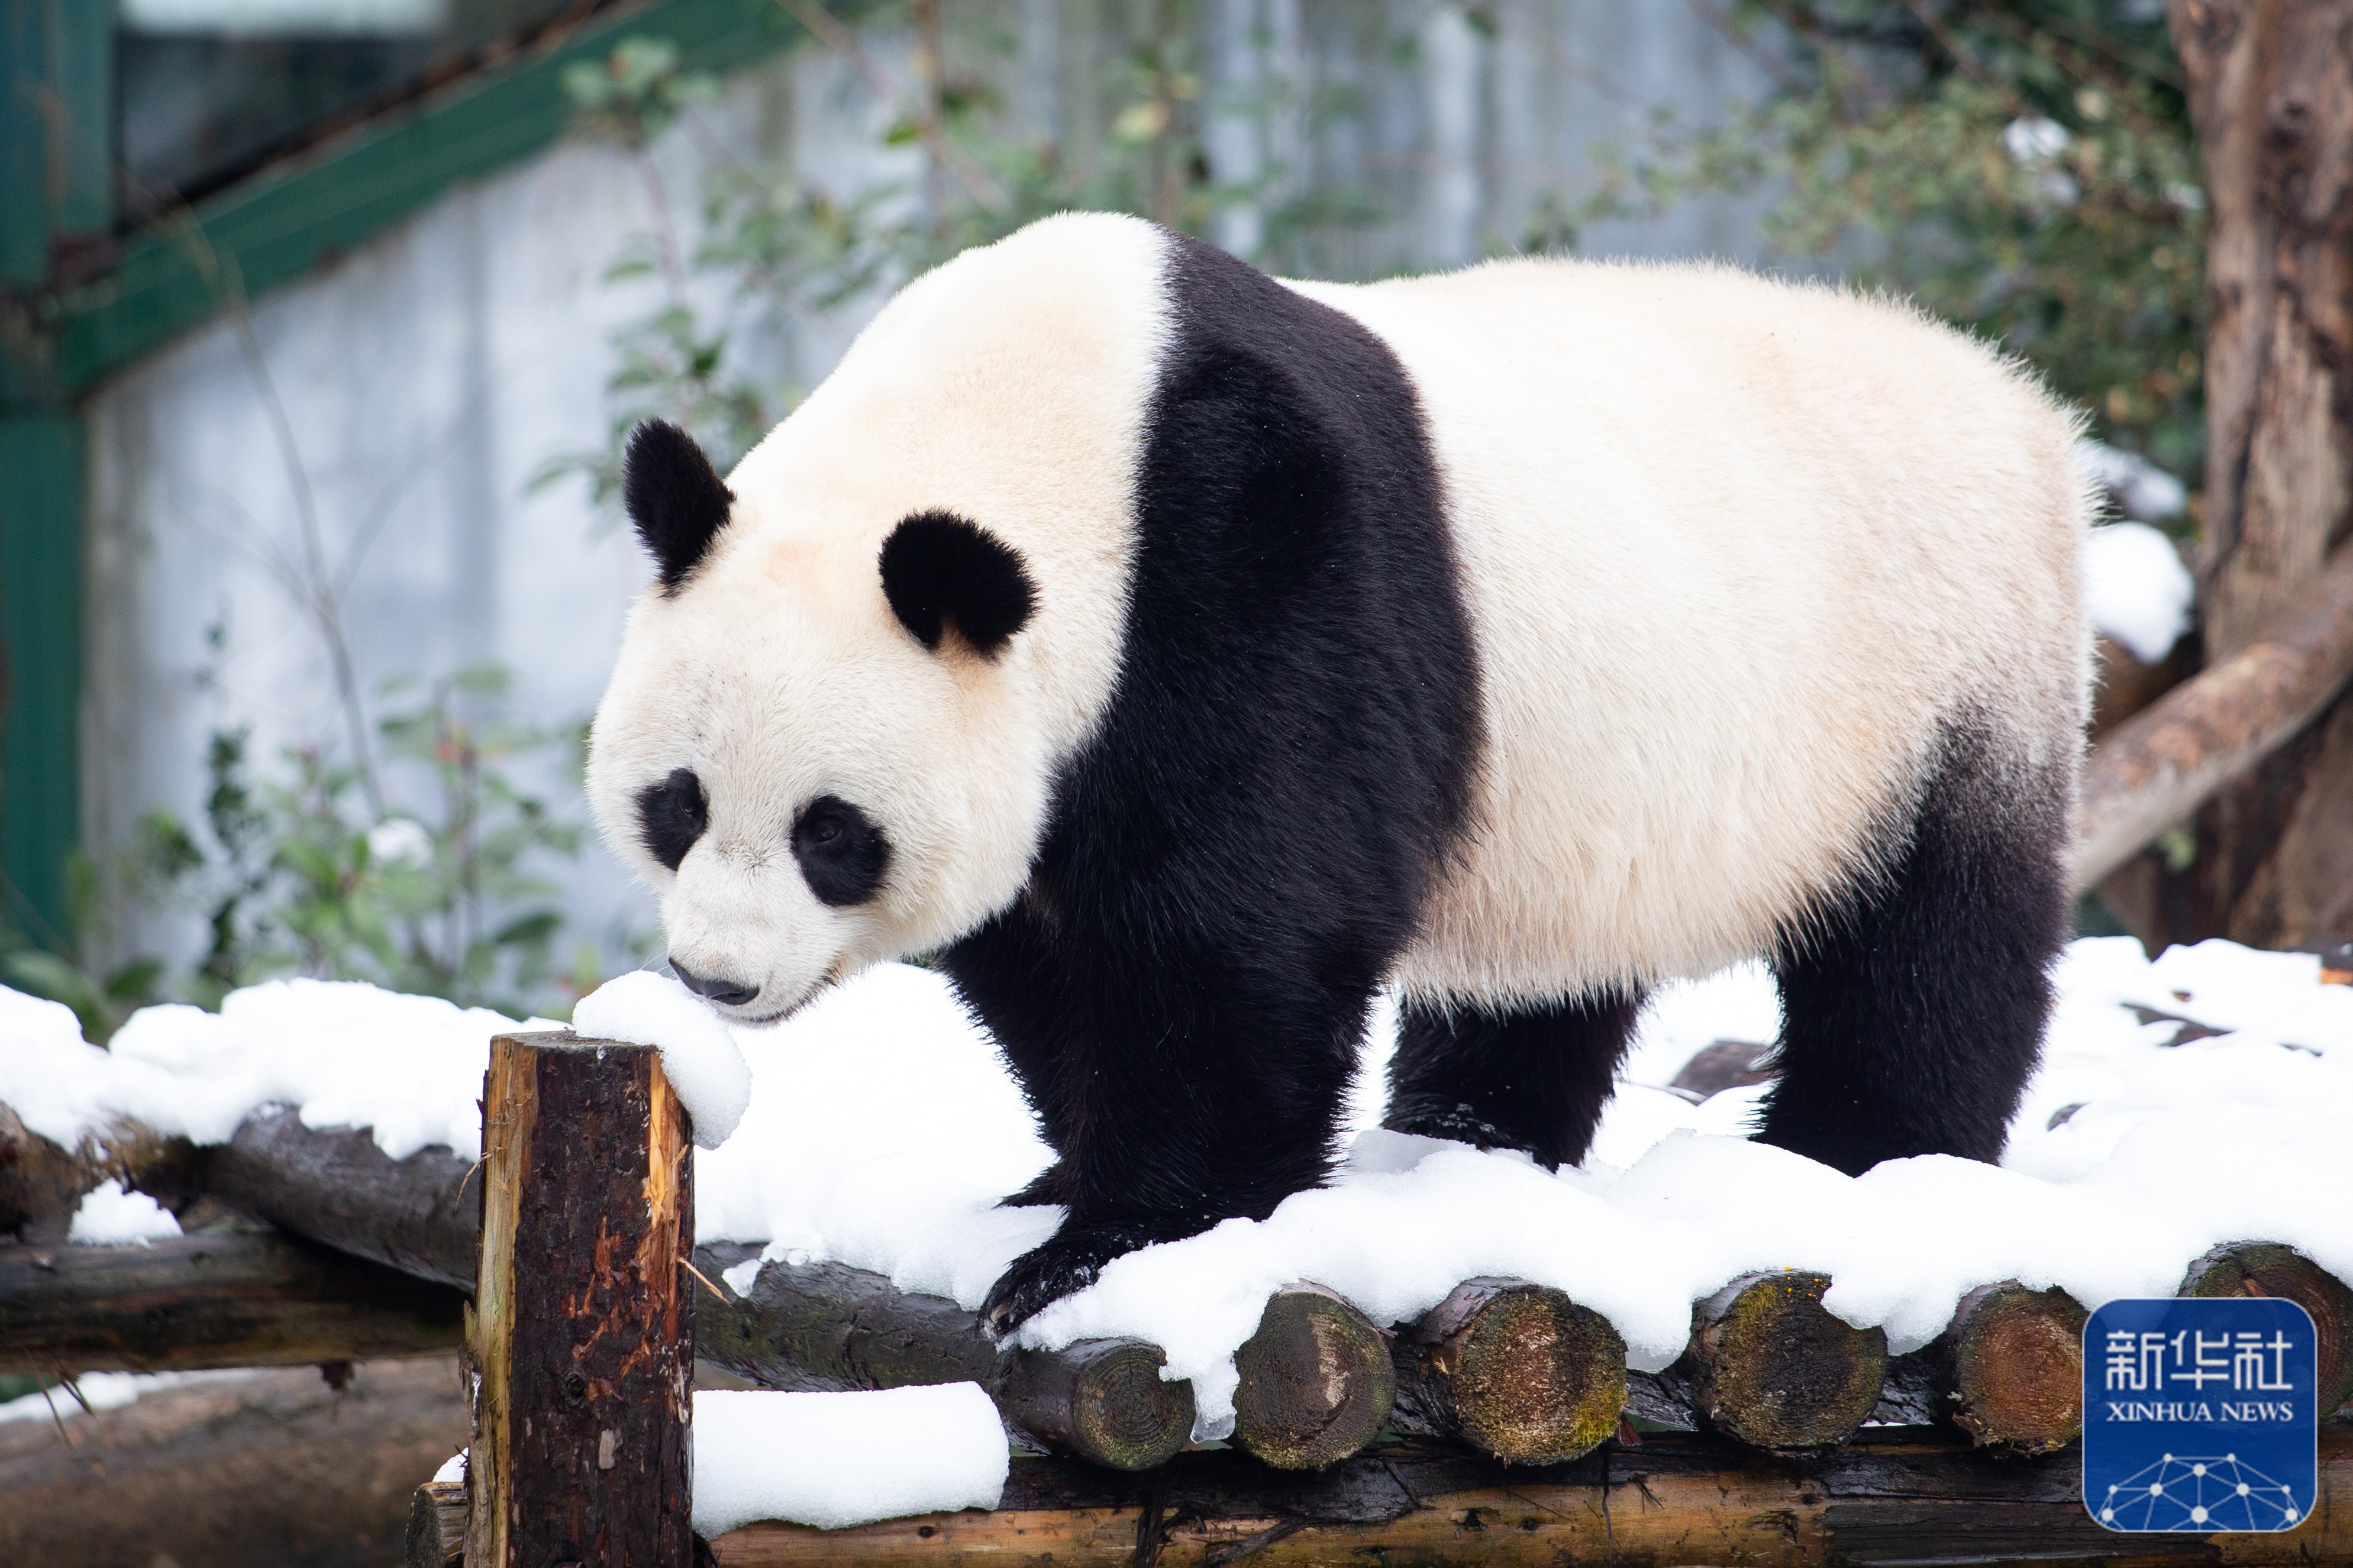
<box><xmin>670</xmin><ymin>960</ymin><xmax>760</xmax><ymax>1008</ymax></box>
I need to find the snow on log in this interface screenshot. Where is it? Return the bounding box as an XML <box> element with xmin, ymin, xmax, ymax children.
<box><xmin>1230</xmin><ymin>1283</ymin><xmax>1395</xmax><ymax>1469</ymax></box>
<box><xmin>0</xmin><ymin>1100</ymin><xmax>198</xmax><ymax>1243</ymax></box>
<box><xmin>2181</xmin><ymin>1241</ymin><xmax>2353</xmax><ymax>1415</ymax></box>
<box><xmin>1935</xmin><ymin>1282</ymin><xmax>2087</xmax><ymax>1456</ymax></box>
<box><xmin>2073</xmin><ymin>545</ymin><xmax>2353</xmax><ymax>889</ymax></box>
<box><xmin>0</xmin><ymin>1230</ymin><xmax>463</xmax><ymax>1375</ymax></box>
<box><xmin>464</xmin><ymin>1032</ymin><xmax>694</xmax><ymax>1568</ymax></box>
<box><xmin>1684</xmin><ymin>1270</ymin><xmax>1887</xmax><ymax>1451</ymax></box>
<box><xmin>1389</xmin><ymin>1277</ymin><xmax>1625</xmax><ymax>1464</ymax></box>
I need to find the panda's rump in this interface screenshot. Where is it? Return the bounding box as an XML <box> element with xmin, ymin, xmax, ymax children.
<box><xmin>1290</xmin><ymin>261</ymin><xmax>2092</xmax><ymax>1005</ymax></box>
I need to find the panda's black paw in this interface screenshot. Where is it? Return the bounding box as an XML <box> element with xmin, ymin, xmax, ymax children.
<box><xmin>980</xmin><ymin>1222</ymin><xmax>1155</xmax><ymax>1339</ymax></box>
<box><xmin>996</xmin><ymin>1162</ymin><xmax>1068</xmax><ymax>1210</ymax></box>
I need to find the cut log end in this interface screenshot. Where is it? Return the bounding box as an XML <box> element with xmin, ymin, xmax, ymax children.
<box><xmin>1945</xmin><ymin>1282</ymin><xmax>2087</xmax><ymax>1456</ymax></box>
<box><xmin>1231</xmin><ymin>1282</ymin><xmax>1396</xmax><ymax>1469</ymax></box>
<box><xmin>998</xmin><ymin>1338</ymin><xmax>1193</xmax><ymax>1472</ymax></box>
<box><xmin>1395</xmin><ymin>1276</ymin><xmax>1626</xmax><ymax>1464</ymax></box>
<box><xmin>2181</xmin><ymin>1242</ymin><xmax>2353</xmax><ymax>1414</ymax></box>
<box><xmin>1689</xmin><ymin>1271</ymin><xmax>1886</xmax><ymax>1451</ymax></box>
<box><xmin>406</xmin><ymin>1479</ymin><xmax>466</xmax><ymax>1567</ymax></box>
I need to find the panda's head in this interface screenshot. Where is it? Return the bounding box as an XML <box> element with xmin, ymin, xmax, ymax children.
<box><xmin>585</xmin><ymin>214</ymin><xmax>1162</xmax><ymax>1022</ymax></box>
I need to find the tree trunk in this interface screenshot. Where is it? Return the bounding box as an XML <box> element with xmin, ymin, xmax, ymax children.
<box><xmin>2144</xmin><ymin>1</ymin><xmax>2353</xmax><ymax>947</ymax></box>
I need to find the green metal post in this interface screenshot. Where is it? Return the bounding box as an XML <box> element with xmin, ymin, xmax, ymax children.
<box><xmin>2</xmin><ymin>0</ymin><xmax>112</xmax><ymax>945</ymax></box>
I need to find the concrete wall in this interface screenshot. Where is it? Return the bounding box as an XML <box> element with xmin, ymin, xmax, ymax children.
<box><xmin>81</xmin><ymin>1</ymin><xmax>1780</xmax><ymax>987</ymax></box>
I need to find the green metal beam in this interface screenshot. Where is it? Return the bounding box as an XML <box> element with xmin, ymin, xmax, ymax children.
<box><xmin>50</xmin><ymin>0</ymin><xmax>808</xmax><ymax>395</ymax></box>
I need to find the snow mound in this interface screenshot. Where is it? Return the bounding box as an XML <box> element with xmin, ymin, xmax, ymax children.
<box><xmin>67</xmin><ymin>1179</ymin><xmax>182</xmax><ymax>1246</ymax></box>
<box><xmin>5</xmin><ymin>936</ymin><xmax>2349</xmax><ymax>1448</ymax></box>
<box><xmin>2084</xmin><ymin>520</ymin><xmax>2194</xmax><ymax>663</ymax></box>
<box><xmin>575</xmin><ymin>971</ymin><xmax>753</xmax><ymax>1149</ymax></box>
<box><xmin>693</xmin><ymin>1386</ymin><xmax>1007</xmax><ymax>1533</ymax></box>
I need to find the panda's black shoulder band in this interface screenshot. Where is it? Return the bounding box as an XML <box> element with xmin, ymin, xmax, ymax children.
<box><xmin>879</xmin><ymin>512</ymin><xmax>1036</xmax><ymax>657</ymax></box>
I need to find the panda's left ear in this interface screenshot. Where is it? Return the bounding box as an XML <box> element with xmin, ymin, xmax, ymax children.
<box><xmin>879</xmin><ymin>512</ymin><xmax>1035</xmax><ymax>657</ymax></box>
<box><xmin>624</xmin><ymin>419</ymin><xmax>734</xmax><ymax>593</ymax></box>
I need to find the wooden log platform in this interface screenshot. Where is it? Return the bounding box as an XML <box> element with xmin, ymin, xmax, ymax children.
<box><xmin>466</xmin><ymin>1030</ymin><xmax>696</xmax><ymax>1567</ymax></box>
<box><xmin>407</xmin><ymin>1426</ymin><xmax>2353</xmax><ymax>1566</ymax></box>
<box><xmin>1681</xmin><ymin>1270</ymin><xmax>1889</xmax><ymax>1451</ymax></box>
<box><xmin>1936</xmin><ymin>1282</ymin><xmax>2087</xmax><ymax>1456</ymax></box>
<box><xmin>0</xmin><ymin>1228</ymin><xmax>463</xmax><ymax>1375</ymax></box>
<box><xmin>2181</xmin><ymin>1242</ymin><xmax>2353</xmax><ymax>1415</ymax></box>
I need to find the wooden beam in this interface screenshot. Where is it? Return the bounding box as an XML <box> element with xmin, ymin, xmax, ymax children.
<box><xmin>694</xmin><ymin>1428</ymin><xmax>2353</xmax><ymax>1566</ymax></box>
<box><xmin>2</xmin><ymin>1357</ymin><xmax>468</xmax><ymax>1568</ymax></box>
<box><xmin>465</xmin><ymin>1031</ymin><xmax>695</xmax><ymax>1567</ymax></box>
<box><xmin>0</xmin><ymin>1230</ymin><xmax>462</xmax><ymax>1375</ymax></box>
<box><xmin>1390</xmin><ymin>1278</ymin><xmax>1623</xmax><ymax>1464</ymax></box>
<box><xmin>2073</xmin><ymin>547</ymin><xmax>2353</xmax><ymax>890</ymax></box>
<box><xmin>1680</xmin><ymin>1272</ymin><xmax>1887</xmax><ymax>1451</ymax></box>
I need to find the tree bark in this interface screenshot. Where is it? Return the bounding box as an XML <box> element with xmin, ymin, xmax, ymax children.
<box><xmin>465</xmin><ymin>1031</ymin><xmax>695</xmax><ymax>1568</ymax></box>
<box><xmin>2151</xmin><ymin>0</ymin><xmax>2353</xmax><ymax>947</ymax></box>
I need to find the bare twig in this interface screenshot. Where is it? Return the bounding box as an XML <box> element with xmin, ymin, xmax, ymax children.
<box><xmin>770</xmin><ymin>0</ymin><xmax>1008</xmax><ymax>214</ymax></box>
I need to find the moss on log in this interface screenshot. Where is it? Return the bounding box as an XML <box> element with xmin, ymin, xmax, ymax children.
<box><xmin>1686</xmin><ymin>1270</ymin><xmax>1886</xmax><ymax>1451</ymax></box>
<box><xmin>1392</xmin><ymin>1276</ymin><xmax>1625</xmax><ymax>1464</ymax></box>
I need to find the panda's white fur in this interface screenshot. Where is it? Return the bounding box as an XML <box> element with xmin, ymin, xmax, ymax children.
<box><xmin>589</xmin><ymin>211</ymin><xmax>2090</xmax><ymax>1017</ymax></box>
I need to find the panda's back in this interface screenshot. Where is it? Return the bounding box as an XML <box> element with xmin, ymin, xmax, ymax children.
<box><xmin>1286</xmin><ymin>259</ymin><xmax>2093</xmax><ymax>1004</ymax></box>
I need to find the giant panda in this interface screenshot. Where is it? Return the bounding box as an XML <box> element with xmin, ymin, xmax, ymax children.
<box><xmin>585</xmin><ymin>211</ymin><xmax>2091</xmax><ymax>1333</ymax></box>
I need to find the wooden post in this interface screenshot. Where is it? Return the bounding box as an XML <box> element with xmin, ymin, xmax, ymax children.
<box><xmin>466</xmin><ymin>1032</ymin><xmax>695</xmax><ymax>1567</ymax></box>
<box><xmin>1684</xmin><ymin>1271</ymin><xmax>1887</xmax><ymax>1451</ymax></box>
<box><xmin>1390</xmin><ymin>1278</ymin><xmax>1625</xmax><ymax>1464</ymax></box>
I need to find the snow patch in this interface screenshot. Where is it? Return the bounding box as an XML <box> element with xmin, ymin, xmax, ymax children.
<box><xmin>2085</xmin><ymin>520</ymin><xmax>2195</xmax><ymax>662</ymax></box>
<box><xmin>693</xmin><ymin>1386</ymin><xmax>1007</xmax><ymax>1533</ymax></box>
<box><xmin>67</xmin><ymin>1179</ymin><xmax>182</xmax><ymax>1246</ymax></box>
<box><xmin>574</xmin><ymin>971</ymin><xmax>754</xmax><ymax>1149</ymax></box>
<box><xmin>0</xmin><ymin>1370</ymin><xmax>254</xmax><ymax>1425</ymax></box>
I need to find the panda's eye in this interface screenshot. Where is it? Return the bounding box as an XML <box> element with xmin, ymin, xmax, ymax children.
<box><xmin>635</xmin><ymin>768</ymin><xmax>708</xmax><ymax>871</ymax></box>
<box><xmin>792</xmin><ymin>795</ymin><xmax>888</xmax><ymax>906</ymax></box>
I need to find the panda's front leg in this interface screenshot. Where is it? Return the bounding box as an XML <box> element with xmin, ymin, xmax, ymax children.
<box><xmin>958</xmin><ymin>935</ymin><xmax>1372</xmax><ymax>1337</ymax></box>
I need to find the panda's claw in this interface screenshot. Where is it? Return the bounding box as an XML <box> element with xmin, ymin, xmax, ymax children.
<box><xmin>979</xmin><ymin>1222</ymin><xmax>1154</xmax><ymax>1340</ymax></box>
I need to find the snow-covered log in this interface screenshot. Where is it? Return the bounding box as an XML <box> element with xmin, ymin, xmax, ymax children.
<box><xmin>2073</xmin><ymin>545</ymin><xmax>2353</xmax><ymax>890</ymax></box>
<box><xmin>686</xmin><ymin>1427</ymin><xmax>2353</xmax><ymax>1565</ymax></box>
<box><xmin>0</xmin><ymin>1101</ymin><xmax>198</xmax><ymax>1244</ymax></box>
<box><xmin>1389</xmin><ymin>1276</ymin><xmax>1625</xmax><ymax>1464</ymax></box>
<box><xmin>465</xmin><ymin>1032</ymin><xmax>695</xmax><ymax>1568</ymax></box>
<box><xmin>1680</xmin><ymin>1271</ymin><xmax>1888</xmax><ymax>1451</ymax></box>
<box><xmin>208</xmin><ymin>1109</ymin><xmax>480</xmax><ymax>1291</ymax></box>
<box><xmin>2182</xmin><ymin>1242</ymin><xmax>2353</xmax><ymax>1415</ymax></box>
<box><xmin>1231</xmin><ymin>1282</ymin><xmax>1395</xmax><ymax>1469</ymax></box>
<box><xmin>0</xmin><ymin>1230</ymin><xmax>462</xmax><ymax>1374</ymax></box>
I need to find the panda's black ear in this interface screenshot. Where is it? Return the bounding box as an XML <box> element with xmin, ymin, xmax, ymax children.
<box><xmin>624</xmin><ymin>420</ymin><xmax>734</xmax><ymax>593</ymax></box>
<box><xmin>879</xmin><ymin>512</ymin><xmax>1035</xmax><ymax>657</ymax></box>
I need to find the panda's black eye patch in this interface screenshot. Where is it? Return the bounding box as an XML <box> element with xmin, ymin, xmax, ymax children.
<box><xmin>792</xmin><ymin>795</ymin><xmax>889</xmax><ymax>906</ymax></box>
<box><xmin>637</xmin><ymin>768</ymin><xmax>708</xmax><ymax>871</ymax></box>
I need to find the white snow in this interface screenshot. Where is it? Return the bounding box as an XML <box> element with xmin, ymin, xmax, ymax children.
<box><xmin>0</xmin><ymin>1370</ymin><xmax>253</xmax><ymax>1425</ymax></box>
<box><xmin>432</xmin><ymin>1449</ymin><xmax>467</xmax><ymax>1484</ymax></box>
<box><xmin>2084</xmin><ymin>519</ymin><xmax>2196</xmax><ymax>662</ymax></box>
<box><xmin>66</xmin><ymin>1179</ymin><xmax>183</xmax><ymax>1245</ymax></box>
<box><xmin>5</xmin><ymin>936</ymin><xmax>2349</xmax><ymax>1450</ymax></box>
<box><xmin>573</xmin><ymin>971</ymin><xmax>753</xmax><ymax>1149</ymax></box>
<box><xmin>692</xmin><ymin>1386</ymin><xmax>1008</xmax><ymax>1533</ymax></box>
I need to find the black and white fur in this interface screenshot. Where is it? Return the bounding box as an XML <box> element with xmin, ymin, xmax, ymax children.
<box><xmin>586</xmin><ymin>213</ymin><xmax>2092</xmax><ymax>1333</ymax></box>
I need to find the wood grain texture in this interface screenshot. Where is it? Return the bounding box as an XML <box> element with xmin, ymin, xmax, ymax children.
<box><xmin>1392</xmin><ymin>1277</ymin><xmax>1626</xmax><ymax>1464</ymax></box>
<box><xmin>2183</xmin><ymin>1241</ymin><xmax>2353</xmax><ymax>1414</ymax></box>
<box><xmin>1941</xmin><ymin>1282</ymin><xmax>2087</xmax><ymax>1456</ymax></box>
<box><xmin>466</xmin><ymin>1032</ymin><xmax>694</xmax><ymax>1568</ymax></box>
<box><xmin>1231</xmin><ymin>1283</ymin><xmax>1395</xmax><ymax>1469</ymax></box>
<box><xmin>0</xmin><ymin>1228</ymin><xmax>462</xmax><ymax>1374</ymax></box>
<box><xmin>1686</xmin><ymin>1271</ymin><xmax>1888</xmax><ymax>1451</ymax></box>
<box><xmin>703</xmin><ymin>1426</ymin><xmax>2353</xmax><ymax>1565</ymax></box>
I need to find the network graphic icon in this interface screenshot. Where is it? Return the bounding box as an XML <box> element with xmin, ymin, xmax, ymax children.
<box><xmin>2096</xmin><ymin>1453</ymin><xmax>2302</xmax><ymax>1533</ymax></box>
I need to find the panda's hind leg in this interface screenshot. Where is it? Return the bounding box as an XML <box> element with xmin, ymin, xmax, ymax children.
<box><xmin>1383</xmin><ymin>989</ymin><xmax>1643</xmax><ymax>1169</ymax></box>
<box><xmin>1760</xmin><ymin>723</ymin><xmax>2071</xmax><ymax>1176</ymax></box>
